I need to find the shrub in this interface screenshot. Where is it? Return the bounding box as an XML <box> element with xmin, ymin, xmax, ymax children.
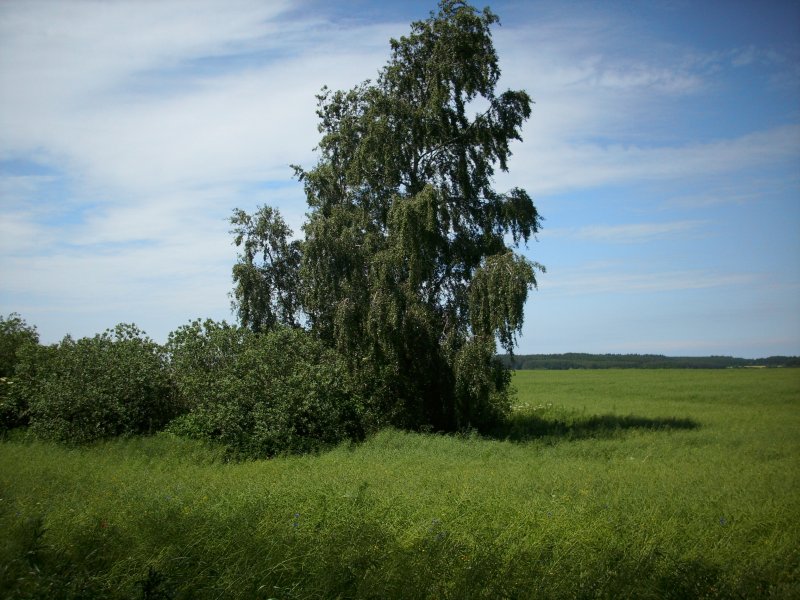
<box><xmin>166</xmin><ymin>320</ymin><xmax>366</xmax><ymax>457</ymax></box>
<box><xmin>0</xmin><ymin>313</ymin><xmax>40</xmax><ymax>432</ymax></box>
<box><xmin>15</xmin><ymin>324</ymin><xmax>175</xmax><ymax>444</ymax></box>
<box><xmin>0</xmin><ymin>378</ymin><xmax>26</xmax><ymax>433</ymax></box>
<box><xmin>0</xmin><ymin>313</ymin><xmax>39</xmax><ymax>378</ymax></box>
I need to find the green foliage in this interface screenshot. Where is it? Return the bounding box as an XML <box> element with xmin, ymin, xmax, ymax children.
<box><xmin>14</xmin><ymin>324</ymin><xmax>175</xmax><ymax>444</ymax></box>
<box><xmin>0</xmin><ymin>313</ymin><xmax>40</xmax><ymax>432</ymax></box>
<box><xmin>0</xmin><ymin>313</ymin><xmax>39</xmax><ymax>378</ymax></box>
<box><xmin>234</xmin><ymin>0</ymin><xmax>543</xmax><ymax>431</ymax></box>
<box><xmin>1</xmin><ymin>369</ymin><xmax>798</xmax><ymax>598</ymax></box>
<box><xmin>469</xmin><ymin>252</ymin><xmax>543</xmax><ymax>353</ymax></box>
<box><xmin>164</xmin><ymin>319</ymin><xmax>247</xmax><ymax>414</ymax></box>
<box><xmin>230</xmin><ymin>206</ymin><xmax>302</xmax><ymax>332</ymax></box>
<box><xmin>166</xmin><ymin>320</ymin><xmax>366</xmax><ymax>457</ymax></box>
<box><xmin>452</xmin><ymin>336</ymin><xmax>511</xmax><ymax>429</ymax></box>
<box><xmin>0</xmin><ymin>382</ymin><xmax>28</xmax><ymax>433</ymax></box>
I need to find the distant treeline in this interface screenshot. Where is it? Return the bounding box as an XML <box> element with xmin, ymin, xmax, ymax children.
<box><xmin>498</xmin><ymin>353</ymin><xmax>800</xmax><ymax>370</ymax></box>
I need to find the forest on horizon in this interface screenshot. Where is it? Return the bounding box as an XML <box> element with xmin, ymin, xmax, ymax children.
<box><xmin>499</xmin><ymin>353</ymin><xmax>800</xmax><ymax>370</ymax></box>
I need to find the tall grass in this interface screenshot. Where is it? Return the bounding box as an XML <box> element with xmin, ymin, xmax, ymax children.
<box><xmin>1</xmin><ymin>369</ymin><xmax>798</xmax><ymax>598</ymax></box>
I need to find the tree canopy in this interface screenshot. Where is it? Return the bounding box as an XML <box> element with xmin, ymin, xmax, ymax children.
<box><xmin>232</xmin><ymin>0</ymin><xmax>542</xmax><ymax>431</ymax></box>
<box><xmin>230</xmin><ymin>206</ymin><xmax>302</xmax><ymax>332</ymax></box>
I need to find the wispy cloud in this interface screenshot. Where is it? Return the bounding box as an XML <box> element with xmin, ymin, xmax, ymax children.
<box><xmin>491</xmin><ymin>13</ymin><xmax>800</xmax><ymax>196</ymax></box>
<box><xmin>0</xmin><ymin>0</ymin><xmax>399</xmax><ymax>193</ymax></box>
<box><xmin>504</xmin><ymin>124</ymin><xmax>800</xmax><ymax>196</ymax></box>
<box><xmin>546</xmin><ymin>220</ymin><xmax>708</xmax><ymax>243</ymax></box>
<box><xmin>542</xmin><ymin>268</ymin><xmax>758</xmax><ymax>296</ymax></box>
<box><xmin>662</xmin><ymin>174</ymin><xmax>800</xmax><ymax>209</ymax></box>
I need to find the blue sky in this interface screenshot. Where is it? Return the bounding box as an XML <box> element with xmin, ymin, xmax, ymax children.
<box><xmin>1</xmin><ymin>0</ymin><xmax>798</xmax><ymax>358</ymax></box>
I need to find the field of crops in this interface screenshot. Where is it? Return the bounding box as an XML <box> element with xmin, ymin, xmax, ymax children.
<box><xmin>1</xmin><ymin>368</ymin><xmax>798</xmax><ymax>598</ymax></box>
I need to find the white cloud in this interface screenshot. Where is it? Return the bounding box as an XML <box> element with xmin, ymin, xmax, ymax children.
<box><xmin>545</xmin><ymin>220</ymin><xmax>708</xmax><ymax>243</ymax></box>
<box><xmin>501</xmin><ymin>123</ymin><xmax>800</xmax><ymax>196</ymax></box>
<box><xmin>0</xmin><ymin>210</ymin><xmax>52</xmax><ymax>256</ymax></box>
<box><xmin>0</xmin><ymin>0</ymin><xmax>290</xmax><ymax>149</ymax></box>
<box><xmin>0</xmin><ymin>0</ymin><xmax>400</xmax><ymax>194</ymax></box>
<box><xmin>541</xmin><ymin>268</ymin><xmax>758</xmax><ymax>296</ymax></box>
<box><xmin>490</xmin><ymin>17</ymin><xmax>800</xmax><ymax>197</ymax></box>
<box><xmin>662</xmin><ymin>173</ymin><xmax>800</xmax><ymax>209</ymax></box>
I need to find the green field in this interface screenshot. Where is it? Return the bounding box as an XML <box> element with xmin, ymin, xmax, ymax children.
<box><xmin>2</xmin><ymin>369</ymin><xmax>798</xmax><ymax>599</ymax></box>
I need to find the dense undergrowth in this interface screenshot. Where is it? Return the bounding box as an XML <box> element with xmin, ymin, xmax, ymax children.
<box><xmin>1</xmin><ymin>316</ymin><xmax>378</xmax><ymax>459</ymax></box>
<box><xmin>2</xmin><ymin>369</ymin><xmax>798</xmax><ymax>599</ymax></box>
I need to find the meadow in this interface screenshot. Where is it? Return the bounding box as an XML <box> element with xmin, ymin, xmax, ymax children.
<box><xmin>1</xmin><ymin>368</ymin><xmax>798</xmax><ymax>599</ymax></box>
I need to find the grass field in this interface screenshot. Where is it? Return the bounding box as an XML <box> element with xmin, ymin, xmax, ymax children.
<box><xmin>1</xmin><ymin>369</ymin><xmax>798</xmax><ymax>599</ymax></box>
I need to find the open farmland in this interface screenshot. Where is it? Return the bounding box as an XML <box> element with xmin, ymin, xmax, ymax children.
<box><xmin>1</xmin><ymin>368</ymin><xmax>798</xmax><ymax>599</ymax></box>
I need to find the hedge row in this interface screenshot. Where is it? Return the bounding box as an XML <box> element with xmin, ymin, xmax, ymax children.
<box><xmin>0</xmin><ymin>315</ymin><xmax>371</xmax><ymax>458</ymax></box>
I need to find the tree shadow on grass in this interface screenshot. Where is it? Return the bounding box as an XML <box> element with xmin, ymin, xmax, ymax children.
<box><xmin>487</xmin><ymin>412</ymin><xmax>701</xmax><ymax>443</ymax></box>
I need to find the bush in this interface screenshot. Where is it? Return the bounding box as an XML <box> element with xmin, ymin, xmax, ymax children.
<box><xmin>166</xmin><ymin>320</ymin><xmax>366</xmax><ymax>457</ymax></box>
<box><xmin>0</xmin><ymin>313</ymin><xmax>39</xmax><ymax>378</ymax></box>
<box><xmin>15</xmin><ymin>324</ymin><xmax>176</xmax><ymax>444</ymax></box>
<box><xmin>0</xmin><ymin>313</ymin><xmax>40</xmax><ymax>432</ymax></box>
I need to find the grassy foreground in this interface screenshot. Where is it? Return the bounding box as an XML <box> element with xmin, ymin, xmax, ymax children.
<box><xmin>1</xmin><ymin>369</ymin><xmax>798</xmax><ymax>599</ymax></box>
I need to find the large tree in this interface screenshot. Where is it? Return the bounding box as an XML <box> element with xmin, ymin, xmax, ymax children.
<box><xmin>233</xmin><ymin>0</ymin><xmax>542</xmax><ymax>431</ymax></box>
